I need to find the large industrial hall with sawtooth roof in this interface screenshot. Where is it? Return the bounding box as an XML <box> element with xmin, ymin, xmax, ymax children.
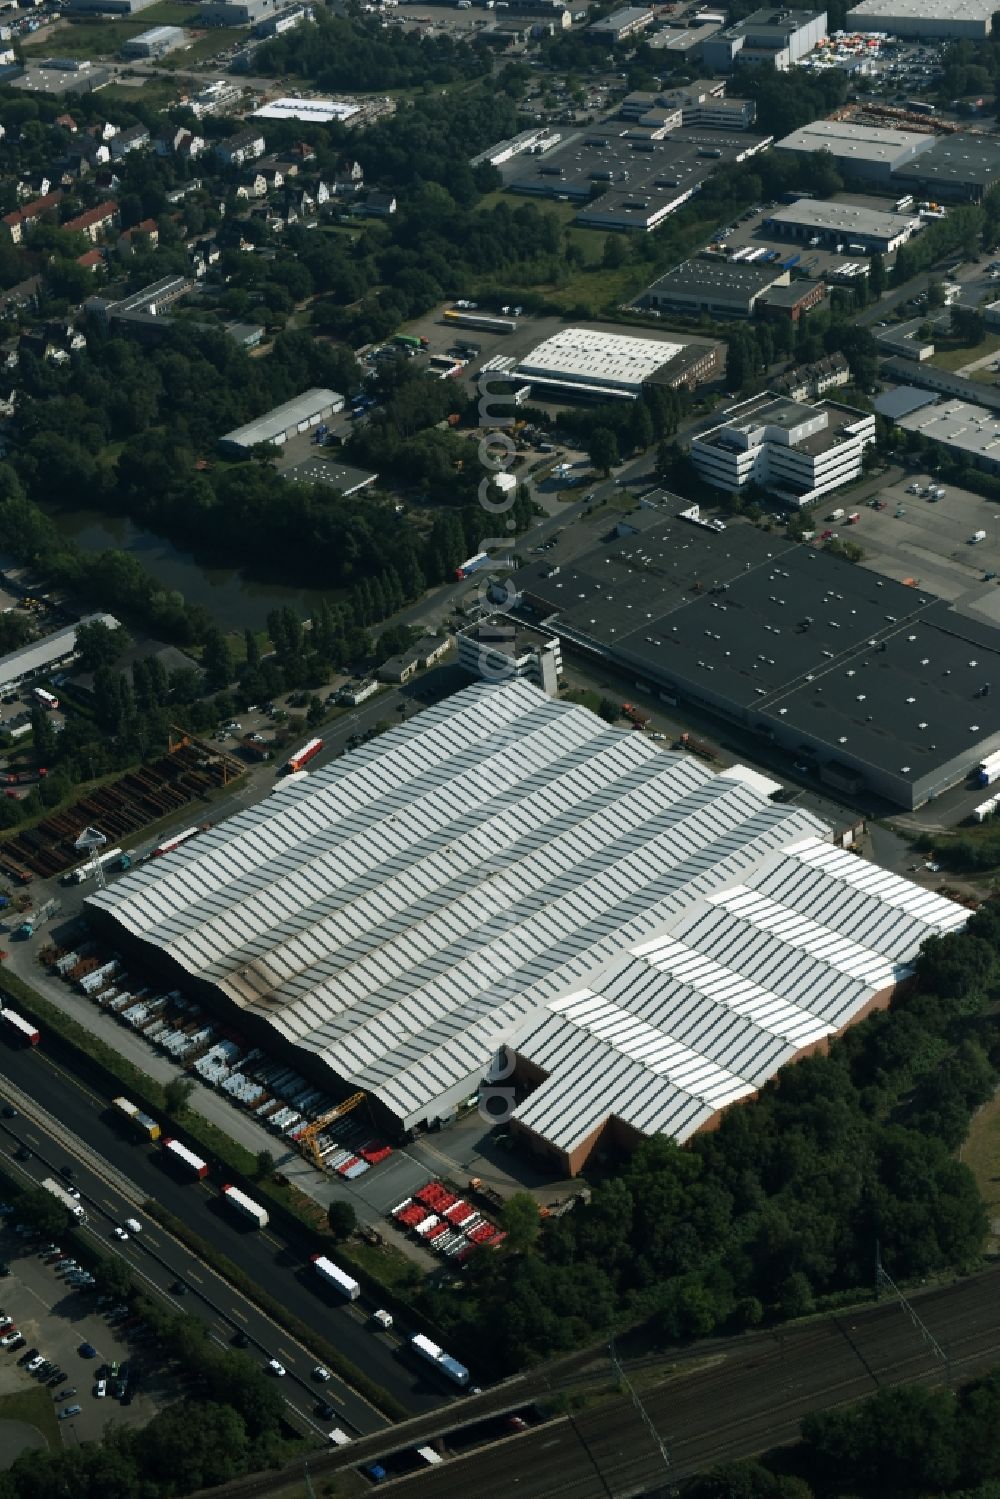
<box><xmin>85</xmin><ymin>681</ymin><xmax>968</xmax><ymax>1175</ymax></box>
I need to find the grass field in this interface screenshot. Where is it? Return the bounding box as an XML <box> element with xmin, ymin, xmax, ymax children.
<box><xmin>21</xmin><ymin>5</ymin><xmax>240</xmax><ymax>58</ymax></box>
<box><xmin>20</xmin><ymin>18</ymin><xmax>140</xmax><ymax>56</ymax></box>
<box><xmin>0</xmin><ymin>1386</ymin><xmax>61</xmax><ymax>1450</ymax></box>
<box><xmin>930</xmin><ymin>333</ymin><xmax>1000</xmax><ymax>373</ymax></box>
<box><xmin>159</xmin><ymin>26</ymin><xmax>246</xmax><ymax>65</ymax></box>
<box><xmin>99</xmin><ymin>78</ymin><xmax>181</xmax><ymax>109</ymax></box>
<box><xmin>962</xmin><ymin>1089</ymin><xmax>1000</xmax><ymax>1249</ymax></box>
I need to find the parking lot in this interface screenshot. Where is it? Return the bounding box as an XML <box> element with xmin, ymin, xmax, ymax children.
<box><xmin>848</xmin><ymin>474</ymin><xmax>1000</xmax><ymax>608</ymax></box>
<box><xmin>0</xmin><ymin>1216</ymin><xmax>163</xmax><ymax>1447</ymax></box>
<box><xmin>798</xmin><ymin>34</ymin><xmax>948</xmax><ymax>101</ymax></box>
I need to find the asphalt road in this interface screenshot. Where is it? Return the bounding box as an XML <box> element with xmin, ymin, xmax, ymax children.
<box><xmin>0</xmin><ymin>1045</ymin><xmax>458</xmax><ymax>1426</ymax></box>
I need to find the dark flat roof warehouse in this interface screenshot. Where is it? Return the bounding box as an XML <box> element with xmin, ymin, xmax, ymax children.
<box><xmin>514</xmin><ymin>509</ymin><xmax>1000</xmax><ymax>805</ymax></box>
<box><xmin>894</xmin><ymin>135</ymin><xmax>1000</xmax><ymax>192</ymax></box>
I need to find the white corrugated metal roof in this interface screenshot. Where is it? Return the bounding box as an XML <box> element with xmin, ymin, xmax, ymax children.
<box><xmin>512</xmin><ymin>832</ymin><xmax>968</xmax><ymax>1155</ymax></box>
<box><xmin>0</xmin><ymin>613</ymin><xmax>120</xmax><ymax>686</ymax></box>
<box><xmin>87</xmin><ymin>682</ymin><xmax>969</xmax><ymax>1144</ymax></box>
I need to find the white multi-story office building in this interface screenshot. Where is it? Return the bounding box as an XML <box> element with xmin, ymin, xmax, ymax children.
<box><xmin>692</xmin><ymin>393</ymin><xmax>876</xmax><ymax>506</ymax></box>
<box><xmin>458</xmin><ymin>616</ymin><xmax>562</xmax><ymax>693</ymax></box>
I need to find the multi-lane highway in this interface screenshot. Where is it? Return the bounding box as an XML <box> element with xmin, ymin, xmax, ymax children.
<box><xmin>222</xmin><ymin>1263</ymin><xmax>1000</xmax><ymax>1498</ymax></box>
<box><xmin>0</xmin><ymin>1042</ymin><xmax>461</xmax><ymax>1426</ymax></box>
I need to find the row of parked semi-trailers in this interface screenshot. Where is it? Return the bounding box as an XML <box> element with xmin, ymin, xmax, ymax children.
<box><xmin>728</xmin><ymin>246</ymin><xmax>799</xmax><ymax>267</ymax></box>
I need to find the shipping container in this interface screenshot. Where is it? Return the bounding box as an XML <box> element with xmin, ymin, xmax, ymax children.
<box><xmin>311</xmin><ymin>1253</ymin><xmax>361</xmax><ymax>1300</ymax></box>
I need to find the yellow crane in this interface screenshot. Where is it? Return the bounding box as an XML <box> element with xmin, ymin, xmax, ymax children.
<box><xmin>297</xmin><ymin>1092</ymin><xmax>367</xmax><ymax>1171</ymax></box>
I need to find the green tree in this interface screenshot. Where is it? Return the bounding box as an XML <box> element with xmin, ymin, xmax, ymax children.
<box><xmin>164</xmin><ymin>1077</ymin><xmax>196</xmax><ymax>1116</ymax></box>
<box><xmin>202</xmin><ymin>628</ymin><xmax>234</xmax><ymax>693</ymax></box>
<box><xmin>15</xmin><ymin>1187</ymin><xmax>71</xmax><ymax>1237</ymax></box>
<box><xmin>30</xmin><ymin>706</ymin><xmax>55</xmax><ymax>764</ymax></box>
<box><xmin>75</xmin><ymin>618</ymin><xmax>128</xmax><ymax>672</ymax></box>
<box><xmin>327</xmin><ymin>1199</ymin><xmax>357</xmax><ymax>1240</ymax></box>
<box><xmin>868</xmin><ymin>252</ymin><xmax>885</xmax><ymax>299</ymax></box>
<box><xmin>96</xmin><ymin>1254</ymin><xmax>135</xmax><ymax>1301</ymax></box>
<box><xmin>254</xmin><ymin>1149</ymin><xmax>275</xmax><ymax>1183</ymax></box>
<box><xmin>602</xmin><ymin>234</ymin><xmax>626</xmax><ymax>269</ymax></box>
<box><xmin>588</xmin><ymin>428</ymin><xmax>619</xmax><ymax>476</ymax></box>
<box><xmin>597</xmin><ymin>697</ymin><xmax>620</xmax><ymax>723</ymax></box>
<box><xmin>501</xmin><ymin>1192</ymin><xmax>542</xmax><ymax>1252</ymax></box>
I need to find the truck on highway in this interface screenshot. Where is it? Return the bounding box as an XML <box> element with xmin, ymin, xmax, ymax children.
<box><xmin>409</xmin><ymin>1333</ymin><xmax>470</xmax><ymax>1388</ymax></box>
<box><xmin>311</xmin><ymin>1253</ymin><xmax>361</xmax><ymax>1301</ymax></box>
<box><xmin>454</xmin><ymin>552</ymin><xmax>491</xmax><ymax>581</ymax></box>
<box><xmin>0</xmin><ymin>1008</ymin><xmax>38</xmax><ymax>1046</ymax></box>
<box><xmin>162</xmin><ymin>1138</ymin><xmax>209</xmax><ymax>1180</ymax></box>
<box><xmin>41</xmin><ymin>1176</ymin><xmax>86</xmax><ymax>1221</ymax></box>
<box><xmin>977</xmin><ymin>750</ymin><xmax>1000</xmax><ymax>787</ymax></box>
<box><xmin>284</xmin><ymin>738</ymin><xmax>323</xmax><ymax>774</ymax></box>
<box><xmin>220</xmin><ymin>1184</ymin><xmax>269</xmax><ymax>1228</ymax></box>
<box><xmin>113</xmin><ymin>1096</ymin><xmax>160</xmax><ymax>1142</ymax></box>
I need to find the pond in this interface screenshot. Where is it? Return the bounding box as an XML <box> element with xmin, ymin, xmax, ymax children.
<box><xmin>48</xmin><ymin>508</ymin><xmax>330</xmax><ymax>634</ymax></box>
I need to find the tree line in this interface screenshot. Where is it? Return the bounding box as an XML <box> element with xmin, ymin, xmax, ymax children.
<box><xmin>254</xmin><ymin>8</ymin><xmax>492</xmax><ymax>91</ymax></box>
<box><xmin>686</xmin><ymin>1366</ymin><xmax>1000</xmax><ymax>1499</ymax></box>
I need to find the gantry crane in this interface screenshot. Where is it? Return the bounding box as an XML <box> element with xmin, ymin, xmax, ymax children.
<box><xmin>297</xmin><ymin>1092</ymin><xmax>367</xmax><ymax>1171</ymax></box>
